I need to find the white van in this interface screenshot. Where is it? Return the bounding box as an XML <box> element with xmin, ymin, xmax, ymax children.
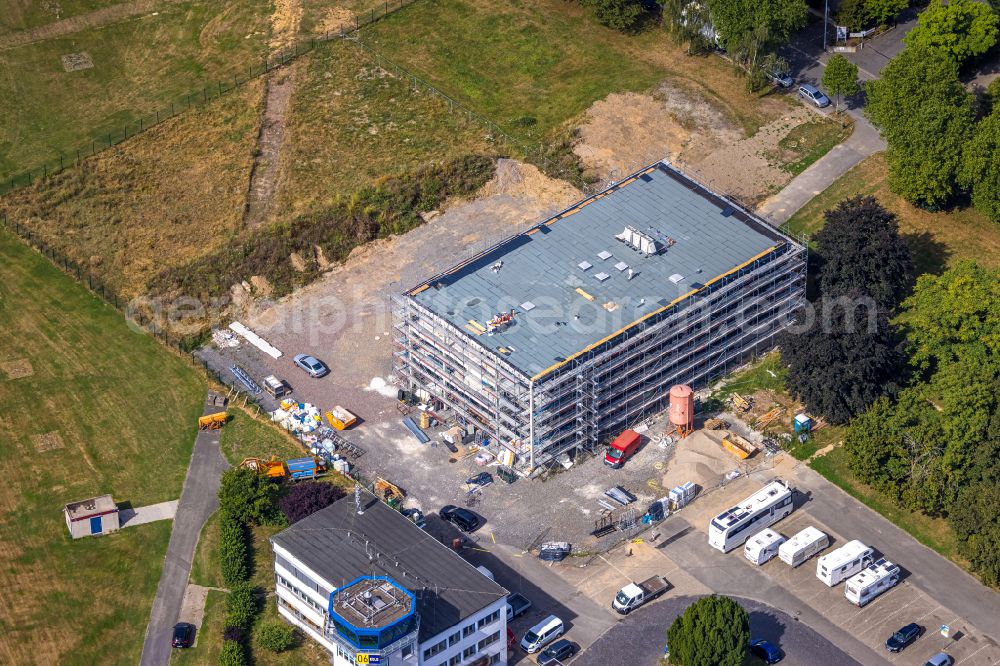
<box><xmin>744</xmin><ymin>528</ymin><xmax>785</xmax><ymax>565</ymax></box>
<box><xmin>816</xmin><ymin>540</ymin><xmax>875</xmax><ymax>586</ymax></box>
<box><xmin>779</xmin><ymin>526</ymin><xmax>829</xmax><ymax>567</ymax></box>
<box><xmin>845</xmin><ymin>558</ymin><xmax>900</xmax><ymax>606</ymax></box>
<box><xmin>520</xmin><ymin>615</ymin><xmax>564</xmax><ymax>653</ymax></box>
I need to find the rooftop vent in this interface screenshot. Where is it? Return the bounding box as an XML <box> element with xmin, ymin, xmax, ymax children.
<box><xmin>614</xmin><ymin>261</ymin><xmax>629</xmax><ymax>272</ymax></box>
<box><xmin>595</xmin><ymin>272</ymin><xmax>610</xmax><ymax>282</ymax></box>
<box><xmin>578</xmin><ymin>261</ymin><xmax>592</xmax><ymax>271</ymax></box>
<box><xmin>615</xmin><ymin>225</ymin><xmax>659</xmax><ymax>256</ymax></box>
<box><xmin>520</xmin><ymin>301</ymin><xmax>536</xmax><ymax>311</ymax></box>
<box><xmin>669</xmin><ymin>274</ymin><xmax>684</xmax><ymax>284</ymax></box>
<box><xmin>721</xmin><ymin>206</ymin><xmax>735</xmax><ymax>217</ymax></box>
<box><xmin>597</xmin><ymin>250</ymin><xmax>613</xmax><ymax>261</ymax></box>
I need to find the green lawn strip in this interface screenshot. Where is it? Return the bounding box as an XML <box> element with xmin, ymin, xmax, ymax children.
<box><xmin>170</xmin><ymin>589</ymin><xmax>228</xmax><ymax>666</ymax></box>
<box><xmin>0</xmin><ymin>228</ymin><xmax>205</xmax><ymax>664</ymax></box>
<box><xmin>785</xmin><ymin>424</ymin><xmax>844</xmax><ymax>461</ymax></box>
<box><xmin>0</xmin><ymin>0</ymin><xmax>271</xmax><ymax>178</ymax></box>
<box><xmin>810</xmin><ymin>447</ymin><xmax>962</xmax><ymax>564</ymax></box>
<box><xmin>777</xmin><ymin>118</ymin><xmax>853</xmax><ymax>176</ymax></box>
<box><xmin>190</xmin><ymin>510</ymin><xmax>224</xmax><ymax>588</ymax></box>
<box><xmin>361</xmin><ymin>0</ymin><xmax>664</xmax><ymax>144</ymax></box>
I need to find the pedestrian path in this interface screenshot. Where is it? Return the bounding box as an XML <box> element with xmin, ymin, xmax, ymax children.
<box><xmin>120</xmin><ymin>500</ymin><xmax>179</xmax><ymax>528</ymax></box>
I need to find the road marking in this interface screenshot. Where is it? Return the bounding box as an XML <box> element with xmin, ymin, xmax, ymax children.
<box><xmin>961</xmin><ymin>641</ymin><xmax>993</xmax><ymax>664</ymax></box>
<box><xmin>490</xmin><ymin>531</ymin><xmax>495</xmax><ymax>544</ymax></box>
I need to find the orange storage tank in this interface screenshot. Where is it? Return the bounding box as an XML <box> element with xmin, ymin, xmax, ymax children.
<box><xmin>668</xmin><ymin>384</ymin><xmax>694</xmax><ymax>434</ymax></box>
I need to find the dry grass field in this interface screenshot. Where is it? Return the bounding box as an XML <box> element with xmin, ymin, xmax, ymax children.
<box><xmin>1</xmin><ymin>80</ymin><xmax>263</xmax><ymax>298</ymax></box>
<box><xmin>0</xmin><ymin>228</ymin><xmax>205</xmax><ymax>665</ymax></box>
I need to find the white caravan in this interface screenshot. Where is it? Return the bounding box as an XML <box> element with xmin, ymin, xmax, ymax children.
<box><xmin>845</xmin><ymin>558</ymin><xmax>900</xmax><ymax>606</ymax></box>
<box><xmin>744</xmin><ymin>528</ymin><xmax>786</xmax><ymax>565</ymax></box>
<box><xmin>816</xmin><ymin>540</ymin><xmax>875</xmax><ymax>586</ymax></box>
<box><xmin>708</xmin><ymin>481</ymin><xmax>794</xmax><ymax>553</ymax></box>
<box><xmin>779</xmin><ymin>526</ymin><xmax>830</xmax><ymax>567</ymax></box>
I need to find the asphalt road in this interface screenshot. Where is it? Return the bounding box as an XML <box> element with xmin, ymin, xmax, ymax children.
<box><xmin>138</xmin><ymin>395</ymin><xmax>229</xmax><ymax>666</ymax></box>
<box><xmin>575</xmin><ymin>595</ymin><xmax>859</xmax><ymax>666</ymax></box>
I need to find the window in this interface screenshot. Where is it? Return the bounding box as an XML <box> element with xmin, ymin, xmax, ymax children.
<box><xmin>274</xmin><ymin>553</ymin><xmax>329</xmax><ymax>596</ymax></box>
<box><xmin>276</xmin><ymin>575</ymin><xmax>325</xmax><ymax>614</ymax></box>
<box><xmin>401</xmin><ymin>644</ymin><xmax>413</xmax><ymax>659</ymax></box>
<box><xmin>423</xmin><ymin>639</ymin><xmax>447</xmax><ymax>660</ymax></box>
<box><xmin>448</xmin><ymin>631</ymin><xmax>461</xmax><ymax>646</ymax></box>
<box><xmin>463</xmin><ymin>645</ymin><xmax>477</xmax><ymax>659</ymax></box>
<box><xmin>462</xmin><ymin>624</ymin><xmax>475</xmax><ymax>638</ymax></box>
<box><xmin>448</xmin><ymin>656</ymin><xmax>461</xmax><ymax>666</ymax></box>
<box><xmin>477</xmin><ymin>610</ymin><xmax>501</xmax><ymax>630</ymax></box>
<box><xmin>477</xmin><ymin>631</ymin><xmax>500</xmax><ymax>650</ymax></box>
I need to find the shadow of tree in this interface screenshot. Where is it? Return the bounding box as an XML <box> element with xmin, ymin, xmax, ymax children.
<box><xmin>903</xmin><ymin>230</ymin><xmax>951</xmax><ymax>276</ymax></box>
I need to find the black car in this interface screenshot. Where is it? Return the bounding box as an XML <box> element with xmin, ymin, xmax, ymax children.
<box><xmin>749</xmin><ymin>639</ymin><xmax>783</xmax><ymax>664</ymax></box>
<box><xmin>440</xmin><ymin>505</ymin><xmax>479</xmax><ymax>532</ymax></box>
<box><xmin>537</xmin><ymin>639</ymin><xmax>576</xmax><ymax>665</ymax></box>
<box><xmin>886</xmin><ymin>623</ymin><xmax>922</xmax><ymax>653</ymax></box>
<box><xmin>172</xmin><ymin>622</ymin><xmax>195</xmax><ymax>648</ymax></box>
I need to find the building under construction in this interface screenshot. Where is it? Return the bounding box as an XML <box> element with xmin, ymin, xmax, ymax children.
<box><xmin>393</xmin><ymin>162</ymin><xmax>806</xmax><ymax>472</ymax></box>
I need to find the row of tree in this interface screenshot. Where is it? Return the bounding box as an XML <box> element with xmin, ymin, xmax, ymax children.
<box><xmin>777</xmin><ymin>195</ymin><xmax>1000</xmax><ymax>584</ymax></box>
<box><xmin>865</xmin><ymin>0</ymin><xmax>1000</xmax><ymax>219</ymax></box>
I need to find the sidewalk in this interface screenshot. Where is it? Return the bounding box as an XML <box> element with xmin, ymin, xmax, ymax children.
<box><xmin>120</xmin><ymin>500</ymin><xmax>179</xmax><ymax>528</ymax></box>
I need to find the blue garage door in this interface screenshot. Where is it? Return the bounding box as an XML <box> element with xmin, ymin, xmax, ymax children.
<box><xmin>90</xmin><ymin>516</ymin><xmax>102</xmax><ymax>534</ymax></box>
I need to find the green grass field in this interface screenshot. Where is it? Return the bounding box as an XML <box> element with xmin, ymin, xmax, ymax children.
<box><xmin>270</xmin><ymin>39</ymin><xmax>496</xmax><ymax>222</ymax></box>
<box><xmin>0</xmin><ymin>0</ymin><xmax>119</xmax><ymax>34</ymax></box>
<box><xmin>0</xmin><ymin>228</ymin><xmax>205</xmax><ymax>664</ymax></box>
<box><xmin>785</xmin><ymin>153</ymin><xmax>1000</xmax><ymax>273</ymax></box>
<box><xmin>776</xmin><ymin>118</ymin><xmax>853</xmax><ymax>176</ymax></box>
<box><xmin>0</xmin><ymin>0</ymin><xmax>271</xmax><ymax>179</ymax></box>
<box><xmin>361</xmin><ymin>0</ymin><xmax>788</xmax><ymax>146</ymax></box>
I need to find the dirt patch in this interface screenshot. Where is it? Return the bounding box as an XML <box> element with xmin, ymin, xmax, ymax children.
<box><xmin>269</xmin><ymin>0</ymin><xmax>303</xmax><ymax>52</ymax></box>
<box><xmin>178</xmin><ymin>584</ymin><xmax>214</xmax><ymax>641</ymax></box>
<box><xmin>573</xmin><ymin>81</ymin><xmax>814</xmax><ymax>205</ymax></box>
<box><xmin>31</xmin><ymin>431</ymin><xmax>65</xmax><ymax>453</ymax></box>
<box><xmin>60</xmin><ymin>52</ymin><xmax>93</xmax><ymax>72</ymax></box>
<box><xmin>244</xmin><ymin>62</ymin><xmax>299</xmax><ymax>226</ymax></box>
<box><xmin>314</xmin><ymin>6</ymin><xmax>355</xmax><ymax>35</ymax></box>
<box><xmin>477</xmin><ymin>158</ymin><xmax>581</xmax><ymax>208</ymax></box>
<box><xmin>1</xmin><ymin>358</ymin><xmax>34</xmax><ymax>379</ymax></box>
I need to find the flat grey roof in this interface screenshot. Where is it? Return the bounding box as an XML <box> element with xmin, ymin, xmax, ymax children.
<box><xmin>409</xmin><ymin>162</ymin><xmax>789</xmax><ymax>379</ymax></box>
<box><xmin>271</xmin><ymin>492</ymin><xmax>508</xmax><ymax>641</ymax></box>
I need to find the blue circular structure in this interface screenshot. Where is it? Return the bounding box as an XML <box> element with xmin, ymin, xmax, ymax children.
<box><xmin>327</xmin><ymin>575</ymin><xmax>418</xmax><ymax>651</ymax></box>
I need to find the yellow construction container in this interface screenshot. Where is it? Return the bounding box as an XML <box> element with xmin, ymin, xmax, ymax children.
<box><xmin>239</xmin><ymin>456</ymin><xmax>287</xmax><ymax>478</ymax></box>
<box><xmin>198</xmin><ymin>411</ymin><xmax>228</xmax><ymax>430</ymax></box>
<box><xmin>324</xmin><ymin>406</ymin><xmax>357</xmax><ymax>430</ymax></box>
<box><xmin>722</xmin><ymin>433</ymin><xmax>755</xmax><ymax>459</ymax></box>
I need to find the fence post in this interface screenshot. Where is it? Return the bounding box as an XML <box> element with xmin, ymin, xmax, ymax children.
<box><xmin>76</xmin><ymin>149</ymin><xmax>81</xmax><ymax>164</ymax></box>
<box><xmin>124</xmin><ymin>122</ymin><xmax>128</xmax><ymax>139</ymax></box>
<box><xmin>59</xmin><ymin>154</ymin><xmax>64</xmax><ymax>170</ymax></box>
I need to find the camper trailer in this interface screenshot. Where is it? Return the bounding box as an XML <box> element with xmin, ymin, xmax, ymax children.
<box><xmin>845</xmin><ymin>559</ymin><xmax>900</xmax><ymax>606</ymax></box>
<box><xmin>817</xmin><ymin>540</ymin><xmax>875</xmax><ymax>586</ymax></box>
<box><xmin>744</xmin><ymin>528</ymin><xmax>785</xmax><ymax>565</ymax></box>
<box><xmin>779</xmin><ymin>526</ymin><xmax>830</xmax><ymax>567</ymax></box>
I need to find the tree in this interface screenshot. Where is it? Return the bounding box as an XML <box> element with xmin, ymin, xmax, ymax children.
<box><xmin>836</xmin><ymin>0</ymin><xmax>870</xmax><ymax>32</ymax></box>
<box><xmin>662</xmin><ymin>0</ymin><xmax>714</xmax><ymax>53</ymax></box>
<box><xmin>218</xmin><ymin>467</ymin><xmax>283</xmax><ymax>526</ymax></box>
<box><xmin>960</xmin><ymin>110</ymin><xmax>1000</xmax><ymax>222</ymax></box>
<box><xmin>779</xmin><ymin>295</ymin><xmax>903</xmax><ymax>424</ymax></box>
<box><xmin>279</xmin><ymin>481</ymin><xmax>346</xmax><ymax>525</ymax></box>
<box><xmin>904</xmin><ymin>0</ymin><xmax>999</xmax><ymax>66</ymax></box>
<box><xmin>822</xmin><ymin>54</ymin><xmax>860</xmax><ymax>113</ymax></box>
<box><xmin>255</xmin><ymin>621</ymin><xmax>297</xmax><ymax>653</ymax></box>
<box><xmin>865</xmin><ymin>0</ymin><xmax>910</xmax><ymax>26</ymax></box>
<box><xmin>581</xmin><ymin>0</ymin><xmax>647</xmax><ymax>31</ymax></box>
<box><xmin>218</xmin><ymin>640</ymin><xmax>248</xmax><ymax>666</ymax></box>
<box><xmin>219</xmin><ymin>510</ymin><xmax>250</xmax><ymax>587</ymax></box>
<box><xmin>705</xmin><ymin>0</ymin><xmax>808</xmax><ymax>69</ymax></box>
<box><xmin>813</xmin><ymin>196</ymin><xmax>913</xmax><ymax>310</ymax></box>
<box><xmin>865</xmin><ymin>45</ymin><xmax>975</xmax><ymax>207</ymax></box>
<box><xmin>950</xmin><ymin>482</ymin><xmax>1000</xmax><ymax>587</ymax></box>
<box><xmin>666</xmin><ymin>595</ymin><xmax>750</xmax><ymax>666</ymax></box>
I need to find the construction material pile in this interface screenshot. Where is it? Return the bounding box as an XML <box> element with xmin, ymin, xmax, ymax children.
<box><xmin>271</xmin><ymin>402</ymin><xmax>323</xmax><ymax>435</ymax></box>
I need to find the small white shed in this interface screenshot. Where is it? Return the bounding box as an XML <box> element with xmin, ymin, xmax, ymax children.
<box><xmin>64</xmin><ymin>495</ymin><xmax>120</xmax><ymax>539</ymax></box>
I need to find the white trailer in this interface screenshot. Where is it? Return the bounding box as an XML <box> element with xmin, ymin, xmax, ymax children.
<box><xmin>744</xmin><ymin>528</ymin><xmax>785</xmax><ymax>565</ymax></box>
<box><xmin>816</xmin><ymin>540</ymin><xmax>875</xmax><ymax>586</ymax></box>
<box><xmin>779</xmin><ymin>526</ymin><xmax>829</xmax><ymax>567</ymax></box>
<box><xmin>845</xmin><ymin>558</ymin><xmax>900</xmax><ymax>606</ymax></box>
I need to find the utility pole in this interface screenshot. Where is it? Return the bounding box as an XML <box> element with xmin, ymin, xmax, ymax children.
<box><xmin>823</xmin><ymin>0</ymin><xmax>829</xmax><ymax>52</ymax></box>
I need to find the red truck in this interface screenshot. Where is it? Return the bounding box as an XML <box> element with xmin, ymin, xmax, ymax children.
<box><xmin>604</xmin><ymin>430</ymin><xmax>641</xmax><ymax>468</ymax></box>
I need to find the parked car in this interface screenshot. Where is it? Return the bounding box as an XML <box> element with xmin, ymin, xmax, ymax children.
<box><xmin>440</xmin><ymin>505</ymin><xmax>479</xmax><ymax>532</ymax></box>
<box><xmin>886</xmin><ymin>623</ymin><xmax>922</xmax><ymax>653</ymax></box>
<box><xmin>401</xmin><ymin>508</ymin><xmax>426</xmax><ymax>530</ymax></box>
<box><xmin>769</xmin><ymin>70</ymin><xmax>794</xmax><ymax>88</ymax></box>
<box><xmin>506</xmin><ymin>592</ymin><xmax>532</xmax><ymax>621</ymax></box>
<box><xmin>520</xmin><ymin>615</ymin><xmax>565</xmax><ymax>653</ymax></box>
<box><xmin>537</xmin><ymin>639</ymin><xmax>576</xmax><ymax>665</ymax></box>
<box><xmin>171</xmin><ymin>622</ymin><xmax>195</xmax><ymax>649</ymax></box>
<box><xmin>749</xmin><ymin>639</ymin><xmax>784</xmax><ymax>664</ymax></box>
<box><xmin>924</xmin><ymin>653</ymin><xmax>953</xmax><ymax>666</ymax></box>
<box><xmin>466</xmin><ymin>472</ymin><xmax>493</xmax><ymax>489</ymax></box>
<box><xmin>293</xmin><ymin>354</ymin><xmax>329</xmax><ymax>378</ymax></box>
<box><xmin>798</xmin><ymin>84</ymin><xmax>831</xmax><ymax>108</ymax></box>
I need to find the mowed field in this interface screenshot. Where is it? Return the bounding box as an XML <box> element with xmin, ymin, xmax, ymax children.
<box><xmin>0</xmin><ymin>229</ymin><xmax>206</xmax><ymax>665</ymax></box>
<box><xmin>785</xmin><ymin>153</ymin><xmax>1000</xmax><ymax>273</ymax></box>
<box><xmin>0</xmin><ymin>0</ymin><xmax>271</xmax><ymax>178</ymax></box>
<box><xmin>0</xmin><ymin>0</ymin><xmax>120</xmax><ymax>34</ymax></box>
<box><xmin>362</xmin><ymin>0</ymin><xmax>788</xmax><ymax>145</ymax></box>
<box><xmin>1</xmin><ymin>79</ymin><xmax>263</xmax><ymax>298</ymax></box>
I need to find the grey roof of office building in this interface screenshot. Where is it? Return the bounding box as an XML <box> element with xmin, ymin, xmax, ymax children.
<box><xmin>409</xmin><ymin>161</ymin><xmax>792</xmax><ymax>379</ymax></box>
<box><xmin>271</xmin><ymin>493</ymin><xmax>508</xmax><ymax>642</ymax></box>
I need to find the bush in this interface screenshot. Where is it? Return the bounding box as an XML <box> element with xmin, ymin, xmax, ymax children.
<box><xmin>667</xmin><ymin>595</ymin><xmax>749</xmax><ymax>666</ymax></box>
<box><xmin>217</xmin><ymin>467</ymin><xmax>283</xmax><ymax>526</ymax></box>
<box><xmin>218</xmin><ymin>639</ymin><xmax>247</xmax><ymax>666</ymax></box>
<box><xmin>225</xmin><ymin>583</ymin><xmax>259</xmax><ymax>631</ymax></box>
<box><xmin>222</xmin><ymin>626</ymin><xmax>246</xmax><ymax>644</ymax></box>
<box><xmin>255</xmin><ymin>620</ymin><xmax>297</xmax><ymax>653</ymax></box>
<box><xmin>219</xmin><ymin>511</ymin><xmax>250</xmax><ymax>587</ymax></box>
<box><xmin>279</xmin><ymin>481</ymin><xmax>346</xmax><ymax>524</ymax></box>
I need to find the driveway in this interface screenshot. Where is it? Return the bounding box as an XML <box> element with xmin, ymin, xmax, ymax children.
<box><xmin>575</xmin><ymin>595</ymin><xmax>859</xmax><ymax>666</ymax></box>
<box><xmin>138</xmin><ymin>393</ymin><xmax>230</xmax><ymax>666</ymax></box>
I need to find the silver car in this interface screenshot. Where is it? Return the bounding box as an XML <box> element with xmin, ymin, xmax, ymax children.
<box><xmin>769</xmin><ymin>70</ymin><xmax>794</xmax><ymax>88</ymax></box>
<box><xmin>924</xmin><ymin>653</ymin><xmax>953</xmax><ymax>666</ymax></box>
<box><xmin>293</xmin><ymin>354</ymin><xmax>329</xmax><ymax>378</ymax></box>
<box><xmin>798</xmin><ymin>84</ymin><xmax>831</xmax><ymax>108</ymax></box>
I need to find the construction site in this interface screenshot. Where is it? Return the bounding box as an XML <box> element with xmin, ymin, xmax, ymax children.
<box><xmin>393</xmin><ymin>162</ymin><xmax>808</xmax><ymax>473</ymax></box>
